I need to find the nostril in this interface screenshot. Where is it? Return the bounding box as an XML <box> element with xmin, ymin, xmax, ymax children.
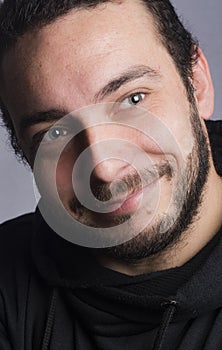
<box><xmin>89</xmin><ymin>158</ymin><xmax>130</xmax><ymax>184</ymax></box>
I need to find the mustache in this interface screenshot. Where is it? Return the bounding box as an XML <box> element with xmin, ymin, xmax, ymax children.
<box><xmin>69</xmin><ymin>160</ymin><xmax>173</xmax><ymax>214</ymax></box>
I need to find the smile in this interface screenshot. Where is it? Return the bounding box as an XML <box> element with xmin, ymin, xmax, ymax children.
<box><xmin>104</xmin><ymin>177</ymin><xmax>160</xmax><ymax>216</ymax></box>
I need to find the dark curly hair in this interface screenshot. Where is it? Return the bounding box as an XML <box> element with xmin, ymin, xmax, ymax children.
<box><xmin>0</xmin><ymin>0</ymin><xmax>199</xmax><ymax>163</ymax></box>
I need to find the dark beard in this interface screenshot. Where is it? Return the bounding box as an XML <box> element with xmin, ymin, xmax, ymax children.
<box><xmin>68</xmin><ymin>103</ymin><xmax>210</xmax><ymax>262</ymax></box>
<box><xmin>93</xmin><ymin>105</ymin><xmax>210</xmax><ymax>262</ymax></box>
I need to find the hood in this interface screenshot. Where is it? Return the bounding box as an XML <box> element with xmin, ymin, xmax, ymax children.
<box><xmin>206</xmin><ymin>120</ymin><xmax>222</xmax><ymax>175</ymax></box>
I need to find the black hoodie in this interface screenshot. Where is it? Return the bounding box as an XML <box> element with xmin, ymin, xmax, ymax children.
<box><xmin>0</xmin><ymin>120</ymin><xmax>221</xmax><ymax>350</ymax></box>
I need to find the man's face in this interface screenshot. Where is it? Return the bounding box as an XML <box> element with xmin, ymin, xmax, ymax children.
<box><xmin>0</xmin><ymin>0</ymin><xmax>210</xmax><ymax>259</ymax></box>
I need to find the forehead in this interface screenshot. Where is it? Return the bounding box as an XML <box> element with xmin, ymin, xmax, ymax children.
<box><xmin>0</xmin><ymin>0</ymin><xmax>173</xmax><ymax>119</ymax></box>
<box><xmin>3</xmin><ymin>1</ymin><xmax>159</xmax><ymax>72</ymax></box>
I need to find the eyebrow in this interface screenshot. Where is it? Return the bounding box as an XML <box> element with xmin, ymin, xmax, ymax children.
<box><xmin>94</xmin><ymin>65</ymin><xmax>161</xmax><ymax>101</ymax></box>
<box><xmin>18</xmin><ymin>109</ymin><xmax>69</xmax><ymax>139</ymax></box>
<box><xmin>18</xmin><ymin>65</ymin><xmax>161</xmax><ymax>138</ymax></box>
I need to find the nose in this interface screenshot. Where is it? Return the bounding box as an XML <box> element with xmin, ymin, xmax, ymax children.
<box><xmin>78</xmin><ymin>125</ymin><xmax>130</xmax><ymax>184</ymax></box>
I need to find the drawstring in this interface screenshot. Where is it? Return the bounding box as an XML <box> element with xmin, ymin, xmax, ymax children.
<box><xmin>41</xmin><ymin>291</ymin><xmax>176</xmax><ymax>350</ymax></box>
<box><xmin>41</xmin><ymin>288</ymin><xmax>57</xmax><ymax>350</ymax></box>
<box><xmin>152</xmin><ymin>300</ymin><xmax>177</xmax><ymax>350</ymax></box>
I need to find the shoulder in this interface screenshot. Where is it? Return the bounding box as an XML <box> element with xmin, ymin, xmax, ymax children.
<box><xmin>0</xmin><ymin>211</ymin><xmax>34</xmax><ymax>232</ymax></box>
<box><xmin>0</xmin><ymin>213</ymin><xmax>51</xmax><ymax>344</ymax></box>
<box><xmin>0</xmin><ymin>212</ymin><xmax>35</xmax><ymax>256</ymax></box>
<box><xmin>0</xmin><ymin>212</ymin><xmax>36</xmax><ymax>286</ymax></box>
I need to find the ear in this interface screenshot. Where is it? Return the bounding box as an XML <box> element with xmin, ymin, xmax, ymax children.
<box><xmin>192</xmin><ymin>48</ymin><xmax>214</xmax><ymax>120</ymax></box>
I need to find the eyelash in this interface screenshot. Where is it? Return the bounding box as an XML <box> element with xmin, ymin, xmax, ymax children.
<box><xmin>28</xmin><ymin>126</ymin><xmax>69</xmax><ymax>163</ymax></box>
<box><xmin>121</xmin><ymin>92</ymin><xmax>146</xmax><ymax>106</ymax></box>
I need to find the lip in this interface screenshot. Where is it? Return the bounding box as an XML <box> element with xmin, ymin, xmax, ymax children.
<box><xmin>105</xmin><ymin>178</ymin><xmax>159</xmax><ymax>216</ymax></box>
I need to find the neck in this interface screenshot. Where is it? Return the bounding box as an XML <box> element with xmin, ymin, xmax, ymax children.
<box><xmin>96</xmin><ymin>165</ymin><xmax>222</xmax><ymax>276</ymax></box>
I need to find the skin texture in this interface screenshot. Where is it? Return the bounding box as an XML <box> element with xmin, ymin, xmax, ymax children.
<box><xmin>1</xmin><ymin>0</ymin><xmax>222</xmax><ymax>275</ymax></box>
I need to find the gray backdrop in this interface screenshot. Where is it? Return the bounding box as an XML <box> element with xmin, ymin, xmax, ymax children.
<box><xmin>0</xmin><ymin>0</ymin><xmax>221</xmax><ymax>223</ymax></box>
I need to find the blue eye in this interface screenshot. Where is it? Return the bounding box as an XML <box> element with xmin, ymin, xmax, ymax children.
<box><xmin>121</xmin><ymin>93</ymin><xmax>145</xmax><ymax>109</ymax></box>
<box><xmin>44</xmin><ymin>127</ymin><xmax>68</xmax><ymax>142</ymax></box>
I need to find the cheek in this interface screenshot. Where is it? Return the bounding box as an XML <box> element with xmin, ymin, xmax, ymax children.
<box><xmin>165</xmin><ymin>114</ymin><xmax>194</xmax><ymax>160</ymax></box>
<box><xmin>56</xmin><ymin>156</ymin><xmax>76</xmax><ymax>200</ymax></box>
<box><xmin>166</xmin><ymin>102</ymin><xmax>195</xmax><ymax>156</ymax></box>
<box><xmin>153</xmin><ymin>104</ymin><xmax>194</xmax><ymax>160</ymax></box>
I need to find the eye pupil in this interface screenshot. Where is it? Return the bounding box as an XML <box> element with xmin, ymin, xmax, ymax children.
<box><xmin>130</xmin><ymin>93</ymin><xmax>143</xmax><ymax>105</ymax></box>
